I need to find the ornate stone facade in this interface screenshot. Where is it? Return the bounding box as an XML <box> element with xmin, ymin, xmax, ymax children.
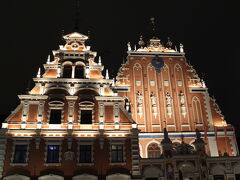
<box><xmin>0</xmin><ymin>31</ymin><xmax>239</xmax><ymax>180</ymax></box>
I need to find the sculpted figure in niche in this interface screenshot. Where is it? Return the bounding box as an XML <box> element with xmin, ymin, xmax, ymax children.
<box><xmin>150</xmin><ymin>92</ymin><xmax>157</xmax><ymax>107</ymax></box>
<box><xmin>136</xmin><ymin>91</ymin><xmax>143</xmax><ymax>107</ymax></box>
<box><xmin>165</xmin><ymin>92</ymin><xmax>172</xmax><ymax>106</ymax></box>
<box><xmin>179</xmin><ymin>91</ymin><xmax>185</xmax><ymax>105</ymax></box>
<box><xmin>125</xmin><ymin>98</ymin><xmax>131</xmax><ymax>112</ymax></box>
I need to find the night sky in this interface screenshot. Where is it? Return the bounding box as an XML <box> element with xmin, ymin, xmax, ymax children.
<box><xmin>0</xmin><ymin>1</ymin><xmax>239</xmax><ymax>133</ymax></box>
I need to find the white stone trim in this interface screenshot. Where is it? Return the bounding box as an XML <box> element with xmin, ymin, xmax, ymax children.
<box><xmin>208</xmin><ymin>136</ymin><xmax>219</xmax><ymax>156</ymax></box>
<box><xmin>37</xmin><ymin>100</ymin><xmax>45</xmax><ymax>123</ymax></box>
<box><xmin>3</xmin><ymin>174</ymin><xmax>30</xmax><ymax>180</ymax></box>
<box><xmin>38</xmin><ymin>174</ymin><xmax>64</xmax><ymax>180</ymax></box>
<box><xmin>203</xmin><ymin>92</ymin><xmax>214</xmax><ymax>130</ymax></box>
<box><xmin>106</xmin><ymin>173</ymin><xmax>131</xmax><ymax>180</ymax></box>
<box><xmin>72</xmin><ymin>174</ymin><xmax>98</xmax><ymax>180</ymax></box>
<box><xmin>229</xmin><ymin>136</ymin><xmax>238</xmax><ymax>156</ymax></box>
<box><xmin>21</xmin><ymin>101</ymin><xmax>29</xmax><ymax>123</ymax></box>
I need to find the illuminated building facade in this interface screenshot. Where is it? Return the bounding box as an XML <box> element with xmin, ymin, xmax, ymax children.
<box><xmin>0</xmin><ymin>31</ymin><xmax>240</xmax><ymax>180</ymax></box>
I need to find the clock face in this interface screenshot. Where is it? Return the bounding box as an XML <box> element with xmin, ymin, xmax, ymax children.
<box><xmin>151</xmin><ymin>56</ymin><xmax>164</xmax><ymax>72</ymax></box>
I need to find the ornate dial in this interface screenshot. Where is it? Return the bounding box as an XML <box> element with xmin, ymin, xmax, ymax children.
<box><xmin>151</xmin><ymin>56</ymin><xmax>164</xmax><ymax>72</ymax></box>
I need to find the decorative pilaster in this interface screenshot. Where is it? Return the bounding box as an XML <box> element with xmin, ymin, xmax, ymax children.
<box><xmin>66</xmin><ymin>96</ymin><xmax>78</xmax><ymax>127</ymax></box>
<box><xmin>37</xmin><ymin>100</ymin><xmax>45</xmax><ymax>124</ymax></box>
<box><xmin>99</xmin><ymin>102</ymin><xmax>105</xmax><ymax>124</ymax></box>
<box><xmin>114</xmin><ymin>103</ymin><xmax>120</xmax><ymax>129</ymax></box>
<box><xmin>21</xmin><ymin>101</ymin><xmax>29</xmax><ymax>128</ymax></box>
<box><xmin>71</xmin><ymin>65</ymin><xmax>76</xmax><ymax>78</ymax></box>
<box><xmin>35</xmin><ymin>129</ymin><xmax>41</xmax><ymax>149</ymax></box>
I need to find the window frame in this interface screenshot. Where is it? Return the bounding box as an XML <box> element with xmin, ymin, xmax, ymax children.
<box><xmin>44</xmin><ymin>140</ymin><xmax>62</xmax><ymax>166</ymax></box>
<box><xmin>147</xmin><ymin>143</ymin><xmax>161</xmax><ymax>158</ymax></box>
<box><xmin>77</xmin><ymin>140</ymin><xmax>94</xmax><ymax>166</ymax></box>
<box><xmin>109</xmin><ymin>139</ymin><xmax>126</xmax><ymax>165</ymax></box>
<box><xmin>46</xmin><ymin>145</ymin><xmax>60</xmax><ymax>163</ymax></box>
<box><xmin>78</xmin><ymin>101</ymin><xmax>94</xmax><ymax>124</ymax></box>
<box><xmin>48</xmin><ymin>101</ymin><xmax>64</xmax><ymax>125</ymax></box>
<box><xmin>10</xmin><ymin>139</ymin><xmax>30</xmax><ymax>166</ymax></box>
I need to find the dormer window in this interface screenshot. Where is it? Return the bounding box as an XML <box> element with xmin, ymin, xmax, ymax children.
<box><xmin>79</xmin><ymin>101</ymin><xmax>94</xmax><ymax>124</ymax></box>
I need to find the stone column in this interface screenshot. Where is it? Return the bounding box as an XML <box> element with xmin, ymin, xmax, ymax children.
<box><xmin>71</xmin><ymin>65</ymin><xmax>76</xmax><ymax>78</ymax></box>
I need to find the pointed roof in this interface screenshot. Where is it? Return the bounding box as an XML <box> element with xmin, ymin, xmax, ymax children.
<box><xmin>63</xmin><ymin>32</ymin><xmax>88</xmax><ymax>41</ymax></box>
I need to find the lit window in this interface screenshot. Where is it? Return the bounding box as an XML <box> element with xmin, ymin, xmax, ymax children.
<box><xmin>13</xmin><ymin>145</ymin><xmax>28</xmax><ymax>163</ymax></box>
<box><xmin>111</xmin><ymin>145</ymin><xmax>123</xmax><ymax>163</ymax></box>
<box><xmin>148</xmin><ymin>143</ymin><xmax>161</xmax><ymax>158</ymax></box>
<box><xmin>79</xmin><ymin>145</ymin><xmax>92</xmax><ymax>163</ymax></box>
<box><xmin>47</xmin><ymin>145</ymin><xmax>59</xmax><ymax>163</ymax></box>
<box><xmin>80</xmin><ymin>110</ymin><xmax>92</xmax><ymax>124</ymax></box>
<box><xmin>49</xmin><ymin>109</ymin><xmax>62</xmax><ymax>124</ymax></box>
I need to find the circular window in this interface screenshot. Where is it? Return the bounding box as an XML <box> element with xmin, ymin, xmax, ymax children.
<box><xmin>71</xmin><ymin>43</ymin><xmax>79</xmax><ymax>50</ymax></box>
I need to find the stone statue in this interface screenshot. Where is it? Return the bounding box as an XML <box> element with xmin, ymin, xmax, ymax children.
<box><xmin>136</xmin><ymin>91</ymin><xmax>143</xmax><ymax>117</ymax></box>
<box><xmin>127</xmin><ymin>42</ymin><xmax>131</xmax><ymax>51</ymax></box>
<box><xmin>136</xmin><ymin>91</ymin><xmax>143</xmax><ymax>106</ymax></box>
<box><xmin>179</xmin><ymin>91</ymin><xmax>185</xmax><ymax>105</ymax></box>
<box><xmin>150</xmin><ymin>92</ymin><xmax>157</xmax><ymax>106</ymax></box>
<box><xmin>165</xmin><ymin>92</ymin><xmax>172</xmax><ymax>106</ymax></box>
<box><xmin>125</xmin><ymin>98</ymin><xmax>131</xmax><ymax>112</ymax></box>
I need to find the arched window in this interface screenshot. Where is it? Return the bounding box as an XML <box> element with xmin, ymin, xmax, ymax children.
<box><xmin>147</xmin><ymin>143</ymin><xmax>161</xmax><ymax>158</ymax></box>
<box><xmin>62</xmin><ymin>65</ymin><xmax>72</xmax><ymax>78</ymax></box>
<box><xmin>75</xmin><ymin>65</ymin><xmax>84</xmax><ymax>78</ymax></box>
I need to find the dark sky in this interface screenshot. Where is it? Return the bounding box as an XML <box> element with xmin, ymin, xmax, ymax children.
<box><xmin>0</xmin><ymin>0</ymin><xmax>239</xmax><ymax>131</ymax></box>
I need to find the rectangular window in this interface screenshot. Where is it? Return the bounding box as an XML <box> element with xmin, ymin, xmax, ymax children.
<box><xmin>49</xmin><ymin>109</ymin><xmax>62</xmax><ymax>124</ymax></box>
<box><xmin>80</xmin><ymin>110</ymin><xmax>92</xmax><ymax>124</ymax></box>
<box><xmin>47</xmin><ymin>145</ymin><xmax>59</xmax><ymax>163</ymax></box>
<box><xmin>79</xmin><ymin>145</ymin><xmax>92</xmax><ymax>163</ymax></box>
<box><xmin>111</xmin><ymin>144</ymin><xmax>123</xmax><ymax>163</ymax></box>
<box><xmin>13</xmin><ymin>145</ymin><xmax>27</xmax><ymax>163</ymax></box>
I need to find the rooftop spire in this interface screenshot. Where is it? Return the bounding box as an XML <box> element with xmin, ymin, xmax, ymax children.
<box><xmin>37</xmin><ymin>68</ymin><xmax>41</xmax><ymax>78</ymax></box>
<box><xmin>150</xmin><ymin>17</ymin><xmax>157</xmax><ymax>39</ymax></box>
<box><xmin>105</xmin><ymin>69</ymin><xmax>109</xmax><ymax>80</ymax></box>
<box><xmin>46</xmin><ymin>55</ymin><xmax>50</xmax><ymax>64</ymax></box>
<box><xmin>98</xmin><ymin>56</ymin><xmax>102</xmax><ymax>65</ymax></box>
